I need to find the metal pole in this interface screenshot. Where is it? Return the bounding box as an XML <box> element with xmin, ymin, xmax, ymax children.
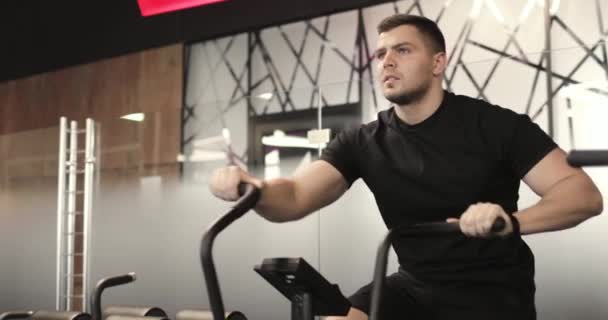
<box><xmin>55</xmin><ymin>117</ymin><xmax>68</xmax><ymax>310</ymax></box>
<box><xmin>83</xmin><ymin>118</ymin><xmax>96</xmax><ymax>312</ymax></box>
<box><xmin>66</xmin><ymin>121</ymin><xmax>79</xmax><ymax>310</ymax></box>
<box><xmin>317</xmin><ymin>87</ymin><xmax>322</xmax><ymax>154</ymax></box>
<box><xmin>317</xmin><ymin>87</ymin><xmax>322</xmax><ymax>275</ymax></box>
<box><xmin>544</xmin><ymin>0</ymin><xmax>555</xmax><ymax>137</ymax></box>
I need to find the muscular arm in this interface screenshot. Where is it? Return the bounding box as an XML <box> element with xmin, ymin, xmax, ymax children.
<box><xmin>516</xmin><ymin>147</ymin><xmax>604</xmax><ymax>234</ymax></box>
<box><xmin>254</xmin><ymin>160</ymin><xmax>349</xmax><ymax>222</ymax></box>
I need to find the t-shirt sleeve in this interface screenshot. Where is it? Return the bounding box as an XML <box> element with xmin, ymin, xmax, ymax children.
<box><xmin>320</xmin><ymin>128</ymin><xmax>361</xmax><ymax>187</ymax></box>
<box><xmin>503</xmin><ymin>113</ymin><xmax>558</xmax><ymax>179</ymax></box>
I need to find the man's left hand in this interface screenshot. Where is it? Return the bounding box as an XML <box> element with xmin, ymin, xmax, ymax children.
<box><xmin>447</xmin><ymin>203</ymin><xmax>513</xmax><ymax>237</ymax></box>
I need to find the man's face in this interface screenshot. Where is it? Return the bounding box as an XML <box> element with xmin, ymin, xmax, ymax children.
<box><xmin>375</xmin><ymin>25</ymin><xmax>439</xmax><ymax>105</ymax></box>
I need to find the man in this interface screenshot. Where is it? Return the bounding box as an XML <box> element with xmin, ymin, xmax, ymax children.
<box><xmin>209</xmin><ymin>14</ymin><xmax>603</xmax><ymax>320</ymax></box>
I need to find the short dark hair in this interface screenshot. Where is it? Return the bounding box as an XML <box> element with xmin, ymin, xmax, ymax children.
<box><xmin>377</xmin><ymin>14</ymin><xmax>446</xmax><ymax>53</ymax></box>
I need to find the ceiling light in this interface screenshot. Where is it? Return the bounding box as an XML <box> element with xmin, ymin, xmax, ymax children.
<box><xmin>549</xmin><ymin>0</ymin><xmax>561</xmax><ymax>15</ymax></box>
<box><xmin>256</xmin><ymin>92</ymin><xmax>274</xmax><ymax>100</ymax></box>
<box><xmin>486</xmin><ymin>0</ymin><xmax>506</xmax><ymax>25</ymax></box>
<box><xmin>120</xmin><ymin>113</ymin><xmax>145</xmax><ymax>122</ymax></box>
<box><xmin>519</xmin><ymin>0</ymin><xmax>536</xmax><ymax>23</ymax></box>
<box><xmin>469</xmin><ymin>0</ymin><xmax>484</xmax><ymax>19</ymax></box>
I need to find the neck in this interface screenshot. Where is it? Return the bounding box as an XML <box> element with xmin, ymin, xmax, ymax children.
<box><xmin>394</xmin><ymin>85</ymin><xmax>444</xmax><ymax>125</ymax></box>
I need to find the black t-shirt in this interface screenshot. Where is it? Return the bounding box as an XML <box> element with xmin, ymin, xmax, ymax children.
<box><xmin>321</xmin><ymin>91</ymin><xmax>557</xmax><ymax>287</ymax></box>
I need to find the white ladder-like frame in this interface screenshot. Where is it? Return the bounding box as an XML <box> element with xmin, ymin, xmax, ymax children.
<box><xmin>55</xmin><ymin>117</ymin><xmax>97</xmax><ymax>312</ymax></box>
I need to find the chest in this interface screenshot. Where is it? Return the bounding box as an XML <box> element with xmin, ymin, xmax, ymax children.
<box><xmin>360</xmin><ymin>127</ymin><xmax>504</xmax><ymax>213</ymax></box>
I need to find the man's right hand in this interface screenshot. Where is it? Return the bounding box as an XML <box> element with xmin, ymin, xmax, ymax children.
<box><xmin>209</xmin><ymin>166</ymin><xmax>264</xmax><ymax>201</ymax></box>
<box><xmin>210</xmin><ymin>161</ymin><xmax>348</xmax><ymax>222</ymax></box>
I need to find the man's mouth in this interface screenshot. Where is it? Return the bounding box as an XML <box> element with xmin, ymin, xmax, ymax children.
<box><xmin>383</xmin><ymin>75</ymin><xmax>400</xmax><ymax>83</ymax></box>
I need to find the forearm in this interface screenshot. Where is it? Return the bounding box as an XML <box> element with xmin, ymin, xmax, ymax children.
<box><xmin>515</xmin><ymin>173</ymin><xmax>603</xmax><ymax>235</ymax></box>
<box><xmin>249</xmin><ymin>161</ymin><xmax>348</xmax><ymax>223</ymax></box>
<box><xmin>253</xmin><ymin>178</ymin><xmax>310</xmax><ymax>223</ymax></box>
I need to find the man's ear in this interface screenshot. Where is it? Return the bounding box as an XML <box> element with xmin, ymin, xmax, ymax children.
<box><xmin>432</xmin><ymin>51</ymin><xmax>447</xmax><ymax>76</ymax></box>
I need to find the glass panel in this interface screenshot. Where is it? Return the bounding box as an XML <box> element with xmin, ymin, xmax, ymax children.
<box><xmin>0</xmin><ymin>125</ymin><xmax>60</xmax><ymax>309</ymax></box>
<box><xmin>528</xmin><ymin>44</ymin><xmax>608</xmax><ymax>319</ymax></box>
<box><xmin>312</xmin><ymin>79</ymin><xmax>393</xmax><ymax>298</ymax></box>
<box><xmin>89</xmin><ymin>81</ymin><xmax>362</xmax><ymax>317</ymax></box>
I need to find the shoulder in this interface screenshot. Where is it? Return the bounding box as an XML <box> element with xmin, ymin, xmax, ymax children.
<box><xmin>336</xmin><ymin>111</ymin><xmax>384</xmax><ymax>145</ymax></box>
<box><xmin>449</xmin><ymin>92</ymin><xmax>523</xmax><ymax>126</ymax></box>
<box><xmin>452</xmin><ymin>93</ymin><xmax>518</xmax><ymax>116</ymax></box>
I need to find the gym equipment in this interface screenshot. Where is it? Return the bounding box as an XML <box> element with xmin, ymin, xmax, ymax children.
<box><xmin>253</xmin><ymin>257</ymin><xmax>351</xmax><ymax>319</ymax></box>
<box><xmin>55</xmin><ymin>117</ymin><xmax>97</xmax><ymax>311</ymax></box>
<box><xmin>175</xmin><ymin>310</ymin><xmax>221</xmax><ymax>320</ymax></box>
<box><xmin>1</xmin><ymin>273</ymin><xmax>139</xmax><ymax>320</ymax></box>
<box><xmin>201</xmin><ymin>183</ymin><xmax>351</xmax><ymax>320</ymax></box>
<box><xmin>367</xmin><ymin>218</ymin><xmax>506</xmax><ymax>320</ymax></box>
<box><xmin>567</xmin><ymin>150</ymin><xmax>608</xmax><ymax>167</ymax></box>
<box><xmin>103</xmin><ymin>306</ymin><xmax>167</xmax><ymax>320</ymax></box>
<box><xmin>91</xmin><ymin>274</ymin><xmax>170</xmax><ymax>320</ymax></box>
<box><xmin>0</xmin><ymin>311</ymin><xmax>33</xmax><ymax>320</ymax></box>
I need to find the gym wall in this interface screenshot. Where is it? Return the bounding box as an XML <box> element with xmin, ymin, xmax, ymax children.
<box><xmin>0</xmin><ymin>44</ymin><xmax>183</xmax><ymax>309</ymax></box>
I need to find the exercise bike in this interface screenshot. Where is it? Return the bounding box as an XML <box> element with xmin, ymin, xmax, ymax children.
<box><xmin>201</xmin><ymin>184</ymin><xmax>351</xmax><ymax>320</ymax></box>
<box><xmin>0</xmin><ymin>273</ymin><xmax>149</xmax><ymax>320</ymax></box>
<box><xmin>201</xmin><ymin>184</ymin><xmax>508</xmax><ymax>320</ymax></box>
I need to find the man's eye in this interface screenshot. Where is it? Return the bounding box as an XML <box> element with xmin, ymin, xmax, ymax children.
<box><xmin>399</xmin><ymin>48</ymin><xmax>410</xmax><ymax>54</ymax></box>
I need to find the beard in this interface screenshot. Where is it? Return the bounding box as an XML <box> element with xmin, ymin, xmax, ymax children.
<box><xmin>384</xmin><ymin>83</ymin><xmax>429</xmax><ymax>106</ymax></box>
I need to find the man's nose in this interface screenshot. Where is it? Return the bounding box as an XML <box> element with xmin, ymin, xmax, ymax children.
<box><xmin>382</xmin><ymin>52</ymin><xmax>396</xmax><ymax>68</ymax></box>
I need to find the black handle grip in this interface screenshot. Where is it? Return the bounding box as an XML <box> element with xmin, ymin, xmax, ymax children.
<box><xmin>92</xmin><ymin>273</ymin><xmax>137</xmax><ymax>320</ymax></box>
<box><xmin>491</xmin><ymin>217</ymin><xmax>506</xmax><ymax>233</ymax></box>
<box><xmin>99</xmin><ymin>273</ymin><xmax>137</xmax><ymax>288</ymax></box>
<box><xmin>237</xmin><ymin>182</ymin><xmax>251</xmax><ymax>197</ymax></box>
<box><xmin>396</xmin><ymin>217</ymin><xmax>506</xmax><ymax>236</ymax></box>
<box><xmin>567</xmin><ymin>150</ymin><xmax>608</xmax><ymax>167</ymax></box>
